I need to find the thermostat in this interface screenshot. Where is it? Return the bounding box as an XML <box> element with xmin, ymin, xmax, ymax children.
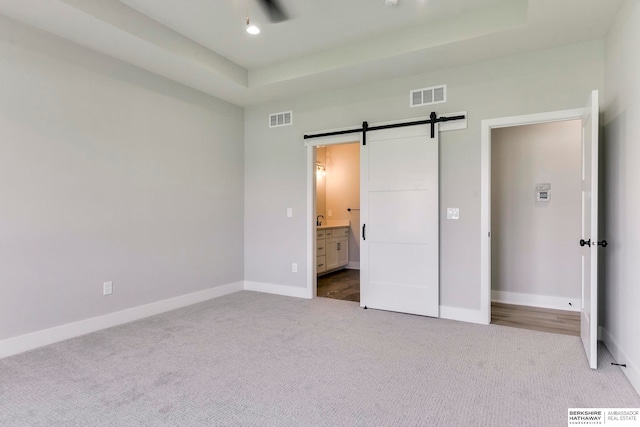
<box><xmin>536</xmin><ymin>183</ymin><xmax>551</xmax><ymax>202</ymax></box>
<box><xmin>537</xmin><ymin>191</ymin><xmax>550</xmax><ymax>201</ymax></box>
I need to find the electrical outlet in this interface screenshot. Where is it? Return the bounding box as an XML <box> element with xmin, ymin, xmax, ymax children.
<box><xmin>103</xmin><ymin>281</ymin><xmax>113</xmax><ymax>296</ymax></box>
<box><xmin>292</xmin><ymin>263</ymin><xmax>298</xmax><ymax>273</ymax></box>
<box><xmin>446</xmin><ymin>208</ymin><xmax>460</xmax><ymax>220</ymax></box>
<box><xmin>328</xmin><ymin>210</ymin><xmax>332</xmax><ymax>217</ymax></box>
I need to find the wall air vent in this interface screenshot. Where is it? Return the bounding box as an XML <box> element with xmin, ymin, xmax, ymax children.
<box><xmin>269</xmin><ymin>111</ymin><xmax>293</xmax><ymax>128</ymax></box>
<box><xmin>410</xmin><ymin>84</ymin><xmax>447</xmax><ymax>108</ymax></box>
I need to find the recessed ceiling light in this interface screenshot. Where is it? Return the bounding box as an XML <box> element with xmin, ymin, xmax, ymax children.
<box><xmin>246</xmin><ymin>24</ymin><xmax>260</xmax><ymax>35</ymax></box>
<box><xmin>246</xmin><ymin>17</ymin><xmax>260</xmax><ymax>35</ymax></box>
<box><xmin>383</xmin><ymin>0</ymin><xmax>399</xmax><ymax>6</ymax></box>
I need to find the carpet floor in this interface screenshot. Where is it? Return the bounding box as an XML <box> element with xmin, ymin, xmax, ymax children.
<box><xmin>1</xmin><ymin>291</ymin><xmax>638</xmax><ymax>426</ymax></box>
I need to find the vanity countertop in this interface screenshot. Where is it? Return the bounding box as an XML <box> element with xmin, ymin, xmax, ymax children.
<box><xmin>317</xmin><ymin>220</ymin><xmax>350</xmax><ymax>229</ymax></box>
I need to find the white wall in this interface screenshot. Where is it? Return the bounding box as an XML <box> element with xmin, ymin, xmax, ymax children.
<box><xmin>0</xmin><ymin>17</ymin><xmax>244</xmax><ymax>341</ymax></box>
<box><xmin>603</xmin><ymin>0</ymin><xmax>640</xmax><ymax>394</ymax></box>
<box><xmin>491</xmin><ymin>121</ymin><xmax>581</xmax><ymax>308</ymax></box>
<box><xmin>245</xmin><ymin>39</ymin><xmax>605</xmax><ymax>310</ymax></box>
<box><xmin>325</xmin><ymin>143</ymin><xmax>360</xmax><ymax>267</ymax></box>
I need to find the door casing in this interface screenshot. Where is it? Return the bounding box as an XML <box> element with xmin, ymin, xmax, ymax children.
<box><xmin>305</xmin><ymin>132</ymin><xmax>362</xmax><ymax>299</ymax></box>
<box><xmin>480</xmin><ymin>108</ymin><xmax>586</xmax><ymax>325</ymax></box>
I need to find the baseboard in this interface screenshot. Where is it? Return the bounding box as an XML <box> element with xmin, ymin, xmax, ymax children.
<box><xmin>0</xmin><ymin>281</ymin><xmax>244</xmax><ymax>359</ymax></box>
<box><xmin>440</xmin><ymin>306</ymin><xmax>487</xmax><ymax>325</ymax></box>
<box><xmin>602</xmin><ymin>327</ymin><xmax>640</xmax><ymax>396</ymax></box>
<box><xmin>492</xmin><ymin>290</ymin><xmax>580</xmax><ymax>312</ymax></box>
<box><xmin>244</xmin><ymin>281</ymin><xmax>311</xmax><ymax>299</ymax></box>
<box><xmin>346</xmin><ymin>262</ymin><xmax>360</xmax><ymax>270</ymax></box>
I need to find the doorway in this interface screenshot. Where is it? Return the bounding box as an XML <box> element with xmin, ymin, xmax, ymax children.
<box><xmin>489</xmin><ymin>120</ymin><xmax>582</xmax><ymax>336</ymax></box>
<box><xmin>315</xmin><ymin>143</ymin><xmax>361</xmax><ymax>303</ymax></box>
<box><xmin>305</xmin><ymin>117</ymin><xmax>444</xmax><ymax>318</ymax></box>
<box><xmin>480</xmin><ymin>91</ymin><xmax>601</xmax><ymax>370</ymax></box>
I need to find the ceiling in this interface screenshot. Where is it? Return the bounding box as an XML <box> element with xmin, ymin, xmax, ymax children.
<box><xmin>0</xmin><ymin>0</ymin><xmax>623</xmax><ymax>106</ymax></box>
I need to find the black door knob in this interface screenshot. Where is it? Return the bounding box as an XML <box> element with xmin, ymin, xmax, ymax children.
<box><xmin>580</xmin><ymin>239</ymin><xmax>591</xmax><ymax>247</ymax></box>
<box><xmin>598</xmin><ymin>240</ymin><xmax>608</xmax><ymax>247</ymax></box>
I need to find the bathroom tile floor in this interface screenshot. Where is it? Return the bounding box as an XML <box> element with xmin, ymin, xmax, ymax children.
<box><xmin>317</xmin><ymin>269</ymin><xmax>360</xmax><ymax>302</ymax></box>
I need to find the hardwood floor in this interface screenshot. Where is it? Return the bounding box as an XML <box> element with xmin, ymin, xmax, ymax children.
<box><xmin>317</xmin><ymin>269</ymin><xmax>359</xmax><ymax>302</ymax></box>
<box><xmin>317</xmin><ymin>276</ymin><xmax>578</xmax><ymax>337</ymax></box>
<box><xmin>491</xmin><ymin>302</ymin><xmax>580</xmax><ymax>336</ymax></box>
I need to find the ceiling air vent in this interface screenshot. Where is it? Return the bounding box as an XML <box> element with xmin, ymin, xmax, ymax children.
<box><xmin>410</xmin><ymin>84</ymin><xmax>447</xmax><ymax>108</ymax></box>
<box><xmin>269</xmin><ymin>111</ymin><xmax>293</xmax><ymax>128</ymax></box>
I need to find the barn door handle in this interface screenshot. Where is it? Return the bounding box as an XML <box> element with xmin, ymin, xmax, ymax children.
<box><xmin>580</xmin><ymin>239</ymin><xmax>591</xmax><ymax>247</ymax></box>
<box><xmin>598</xmin><ymin>240</ymin><xmax>608</xmax><ymax>248</ymax></box>
<box><xmin>362</xmin><ymin>224</ymin><xmax>366</xmax><ymax>241</ymax></box>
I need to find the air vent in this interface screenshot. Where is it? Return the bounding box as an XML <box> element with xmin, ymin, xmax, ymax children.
<box><xmin>269</xmin><ymin>111</ymin><xmax>293</xmax><ymax>128</ymax></box>
<box><xmin>410</xmin><ymin>85</ymin><xmax>447</xmax><ymax>108</ymax></box>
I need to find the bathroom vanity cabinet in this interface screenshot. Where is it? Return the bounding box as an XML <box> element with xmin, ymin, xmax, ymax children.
<box><xmin>317</xmin><ymin>226</ymin><xmax>349</xmax><ymax>275</ymax></box>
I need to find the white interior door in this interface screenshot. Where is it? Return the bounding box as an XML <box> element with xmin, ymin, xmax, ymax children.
<box><xmin>360</xmin><ymin>124</ymin><xmax>439</xmax><ymax>317</ymax></box>
<box><xmin>580</xmin><ymin>90</ymin><xmax>599</xmax><ymax>369</ymax></box>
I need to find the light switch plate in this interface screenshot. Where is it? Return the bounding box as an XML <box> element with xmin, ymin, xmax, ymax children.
<box><xmin>447</xmin><ymin>208</ymin><xmax>460</xmax><ymax>220</ymax></box>
<box><xmin>103</xmin><ymin>281</ymin><xmax>113</xmax><ymax>295</ymax></box>
<box><xmin>287</xmin><ymin>208</ymin><xmax>293</xmax><ymax>218</ymax></box>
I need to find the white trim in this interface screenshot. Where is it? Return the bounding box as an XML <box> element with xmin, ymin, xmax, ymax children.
<box><xmin>482</xmin><ymin>109</ymin><xmax>584</xmax><ymax>130</ymax></box>
<box><xmin>244</xmin><ymin>281</ymin><xmax>311</xmax><ymax>299</ymax></box>
<box><xmin>440</xmin><ymin>306</ymin><xmax>488</xmax><ymax>325</ymax></box>
<box><xmin>0</xmin><ymin>281</ymin><xmax>244</xmax><ymax>359</ymax></box>
<box><xmin>480</xmin><ymin>121</ymin><xmax>492</xmax><ymax>325</ymax></box>
<box><xmin>480</xmin><ymin>108</ymin><xmax>585</xmax><ymax>327</ymax></box>
<box><xmin>306</xmin><ymin>134</ymin><xmax>363</xmax><ymax>300</ymax></box>
<box><xmin>346</xmin><ymin>262</ymin><xmax>360</xmax><ymax>270</ymax></box>
<box><xmin>491</xmin><ymin>290</ymin><xmax>580</xmax><ymax>312</ymax></box>
<box><xmin>306</xmin><ymin>146</ymin><xmax>316</xmax><ymax>299</ymax></box>
<box><xmin>602</xmin><ymin>328</ymin><xmax>640</xmax><ymax>396</ymax></box>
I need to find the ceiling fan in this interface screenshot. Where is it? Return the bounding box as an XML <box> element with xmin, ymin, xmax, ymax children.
<box><xmin>256</xmin><ymin>0</ymin><xmax>289</xmax><ymax>23</ymax></box>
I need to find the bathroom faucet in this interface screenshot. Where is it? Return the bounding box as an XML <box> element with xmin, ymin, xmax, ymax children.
<box><xmin>316</xmin><ymin>215</ymin><xmax>325</xmax><ymax>226</ymax></box>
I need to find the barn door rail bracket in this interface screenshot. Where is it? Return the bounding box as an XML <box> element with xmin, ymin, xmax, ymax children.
<box><xmin>303</xmin><ymin>112</ymin><xmax>466</xmax><ymax>144</ymax></box>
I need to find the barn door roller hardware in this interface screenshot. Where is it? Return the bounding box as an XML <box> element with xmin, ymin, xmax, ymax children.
<box><xmin>303</xmin><ymin>112</ymin><xmax>466</xmax><ymax>144</ymax></box>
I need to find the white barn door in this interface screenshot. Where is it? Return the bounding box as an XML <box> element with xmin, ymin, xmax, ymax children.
<box><xmin>360</xmin><ymin>124</ymin><xmax>439</xmax><ymax>317</ymax></box>
<box><xmin>580</xmin><ymin>90</ymin><xmax>599</xmax><ymax>369</ymax></box>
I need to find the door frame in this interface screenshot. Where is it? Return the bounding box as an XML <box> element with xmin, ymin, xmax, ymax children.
<box><xmin>480</xmin><ymin>108</ymin><xmax>585</xmax><ymax>324</ymax></box>
<box><xmin>305</xmin><ymin>114</ymin><xmax>467</xmax><ymax>300</ymax></box>
<box><xmin>305</xmin><ymin>131</ymin><xmax>363</xmax><ymax>299</ymax></box>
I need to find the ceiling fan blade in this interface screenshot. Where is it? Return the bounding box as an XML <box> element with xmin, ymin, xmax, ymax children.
<box><xmin>257</xmin><ymin>0</ymin><xmax>289</xmax><ymax>23</ymax></box>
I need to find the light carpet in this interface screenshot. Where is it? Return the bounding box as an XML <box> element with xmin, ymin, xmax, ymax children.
<box><xmin>1</xmin><ymin>291</ymin><xmax>638</xmax><ymax>426</ymax></box>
